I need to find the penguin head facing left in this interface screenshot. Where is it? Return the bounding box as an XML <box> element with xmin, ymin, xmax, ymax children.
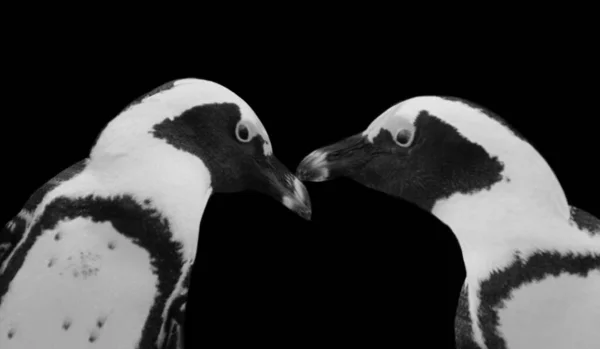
<box><xmin>90</xmin><ymin>78</ymin><xmax>311</xmax><ymax>220</ymax></box>
<box><xmin>296</xmin><ymin>96</ymin><xmax>569</xmax><ymax>225</ymax></box>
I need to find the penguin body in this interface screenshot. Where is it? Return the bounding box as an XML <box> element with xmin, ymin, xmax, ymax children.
<box><xmin>0</xmin><ymin>78</ymin><xmax>311</xmax><ymax>349</ymax></box>
<box><xmin>297</xmin><ymin>96</ymin><xmax>600</xmax><ymax>349</ymax></box>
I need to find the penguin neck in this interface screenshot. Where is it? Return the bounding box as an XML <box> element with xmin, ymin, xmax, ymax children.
<box><xmin>431</xmin><ymin>166</ymin><xmax>580</xmax><ymax>284</ymax></box>
<box><xmin>84</xmin><ymin>144</ymin><xmax>213</xmax><ymax>261</ymax></box>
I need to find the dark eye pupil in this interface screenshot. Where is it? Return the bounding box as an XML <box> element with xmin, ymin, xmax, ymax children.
<box><xmin>237</xmin><ymin>124</ymin><xmax>249</xmax><ymax>140</ymax></box>
<box><xmin>396</xmin><ymin>129</ymin><xmax>412</xmax><ymax>145</ymax></box>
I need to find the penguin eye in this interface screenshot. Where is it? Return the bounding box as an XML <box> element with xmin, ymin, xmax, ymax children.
<box><xmin>235</xmin><ymin>122</ymin><xmax>251</xmax><ymax>143</ymax></box>
<box><xmin>394</xmin><ymin>128</ymin><xmax>413</xmax><ymax>147</ymax></box>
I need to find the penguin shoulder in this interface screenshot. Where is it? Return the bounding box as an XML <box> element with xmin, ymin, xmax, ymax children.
<box><xmin>0</xmin><ymin>160</ymin><xmax>87</xmax><ymax>272</ymax></box>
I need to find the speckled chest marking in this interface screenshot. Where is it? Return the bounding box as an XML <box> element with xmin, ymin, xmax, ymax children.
<box><xmin>0</xmin><ymin>217</ymin><xmax>159</xmax><ymax>349</ymax></box>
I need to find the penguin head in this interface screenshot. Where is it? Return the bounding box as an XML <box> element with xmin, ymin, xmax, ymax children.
<box><xmin>90</xmin><ymin>78</ymin><xmax>311</xmax><ymax>220</ymax></box>
<box><xmin>296</xmin><ymin>96</ymin><xmax>568</xmax><ymax>221</ymax></box>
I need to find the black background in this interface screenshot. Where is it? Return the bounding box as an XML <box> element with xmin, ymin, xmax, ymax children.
<box><xmin>2</xmin><ymin>34</ymin><xmax>597</xmax><ymax>348</ymax></box>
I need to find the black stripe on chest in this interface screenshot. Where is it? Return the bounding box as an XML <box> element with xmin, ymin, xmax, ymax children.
<box><xmin>477</xmin><ymin>250</ymin><xmax>600</xmax><ymax>349</ymax></box>
<box><xmin>0</xmin><ymin>194</ymin><xmax>185</xmax><ymax>349</ymax></box>
<box><xmin>1</xmin><ymin>161</ymin><xmax>87</xmax><ymax>265</ymax></box>
<box><xmin>22</xmin><ymin>160</ymin><xmax>89</xmax><ymax>213</ymax></box>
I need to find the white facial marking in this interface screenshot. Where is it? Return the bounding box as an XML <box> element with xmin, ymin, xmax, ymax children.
<box><xmin>301</xmin><ymin>150</ymin><xmax>329</xmax><ymax>182</ymax></box>
<box><xmin>235</xmin><ymin>120</ymin><xmax>267</xmax><ymax>147</ymax></box>
<box><xmin>93</xmin><ymin>78</ymin><xmax>273</xmax><ymax>162</ymax></box>
<box><xmin>394</xmin><ymin>127</ymin><xmax>414</xmax><ymax>147</ymax></box>
<box><xmin>363</xmin><ymin>102</ymin><xmax>416</xmax><ymax>143</ymax></box>
<box><xmin>235</xmin><ymin>121</ymin><xmax>252</xmax><ymax>142</ymax></box>
<box><xmin>234</xmin><ymin>114</ymin><xmax>273</xmax><ymax>155</ymax></box>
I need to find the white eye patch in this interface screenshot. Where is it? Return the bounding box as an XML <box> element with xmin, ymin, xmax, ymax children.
<box><xmin>235</xmin><ymin>120</ymin><xmax>272</xmax><ymax>153</ymax></box>
<box><xmin>364</xmin><ymin>109</ymin><xmax>416</xmax><ymax>145</ymax></box>
<box><xmin>394</xmin><ymin>127</ymin><xmax>414</xmax><ymax>147</ymax></box>
<box><xmin>237</xmin><ymin>103</ymin><xmax>273</xmax><ymax>156</ymax></box>
<box><xmin>235</xmin><ymin>121</ymin><xmax>253</xmax><ymax>142</ymax></box>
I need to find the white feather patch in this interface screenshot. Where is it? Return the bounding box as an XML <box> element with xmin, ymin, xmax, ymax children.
<box><xmin>0</xmin><ymin>218</ymin><xmax>158</xmax><ymax>349</ymax></box>
<box><xmin>498</xmin><ymin>270</ymin><xmax>600</xmax><ymax>349</ymax></box>
<box><xmin>42</xmin><ymin>140</ymin><xmax>213</xmax><ymax>263</ymax></box>
<box><xmin>97</xmin><ymin>78</ymin><xmax>273</xmax><ymax>158</ymax></box>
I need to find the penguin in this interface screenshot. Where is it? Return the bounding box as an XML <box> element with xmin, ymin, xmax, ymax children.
<box><xmin>0</xmin><ymin>78</ymin><xmax>311</xmax><ymax>349</ymax></box>
<box><xmin>295</xmin><ymin>96</ymin><xmax>600</xmax><ymax>349</ymax></box>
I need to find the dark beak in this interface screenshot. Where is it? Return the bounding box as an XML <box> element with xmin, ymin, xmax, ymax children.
<box><xmin>259</xmin><ymin>156</ymin><xmax>312</xmax><ymax>220</ymax></box>
<box><xmin>296</xmin><ymin>133</ymin><xmax>370</xmax><ymax>182</ymax></box>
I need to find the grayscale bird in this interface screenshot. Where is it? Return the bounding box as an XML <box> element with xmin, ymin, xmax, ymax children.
<box><xmin>296</xmin><ymin>96</ymin><xmax>600</xmax><ymax>349</ymax></box>
<box><xmin>0</xmin><ymin>78</ymin><xmax>311</xmax><ymax>349</ymax></box>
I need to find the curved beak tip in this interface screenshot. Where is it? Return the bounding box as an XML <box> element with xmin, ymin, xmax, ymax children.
<box><xmin>296</xmin><ymin>150</ymin><xmax>330</xmax><ymax>182</ymax></box>
<box><xmin>282</xmin><ymin>177</ymin><xmax>312</xmax><ymax>220</ymax></box>
<box><xmin>296</xmin><ymin>205</ymin><xmax>312</xmax><ymax>221</ymax></box>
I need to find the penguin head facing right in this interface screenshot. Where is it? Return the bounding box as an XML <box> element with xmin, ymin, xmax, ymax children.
<box><xmin>89</xmin><ymin>78</ymin><xmax>311</xmax><ymax>220</ymax></box>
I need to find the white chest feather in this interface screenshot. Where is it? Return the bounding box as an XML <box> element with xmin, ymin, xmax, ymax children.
<box><xmin>0</xmin><ymin>218</ymin><xmax>158</xmax><ymax>349</ymax></box>
<box><xmin>435</xmin><ymin>186</ymin><xmax>600</xmax><ymax>348</ymax></box>
<box><xmin>497</xmin><ymin>270</ymin><xmax>600</xmax><ymax>349</ymax></box>
<box><xmin>1</xmin><ymin>135</ymin><xmax>214</xmax><ymax>348</ymax></box>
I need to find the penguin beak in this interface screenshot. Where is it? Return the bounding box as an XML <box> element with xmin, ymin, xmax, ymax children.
<box><xmin>259</xmin><ymin>156</ymin><xmax>312</xmax><ymax>220</ymax></box>
<box><xmin>296</xmin><ymin>133</ymin><xmax>370</xmax><ymax>182</ymax></box>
